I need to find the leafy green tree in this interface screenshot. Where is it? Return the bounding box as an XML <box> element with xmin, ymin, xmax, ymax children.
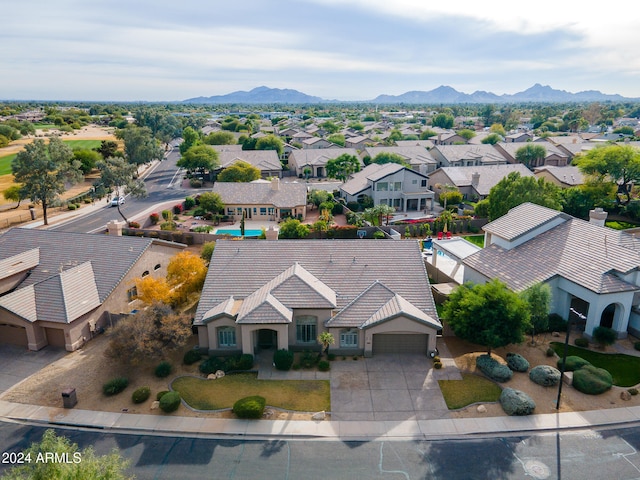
<box><xmin>387</xmin><ymin>129</ymin><xmax>403</xmax><ymax>144</ymax></box>
<box><xmin>438</xmin><ymin>189</ymin><xmax>463</xmax><ymax>208</ymax></box>
<box><xmin>473</xmin><ymin>198</ymin><xmax>490</xmax><ymax>218</ymax></box>
<box><xmin>432</xmin><ymin>113</ymin><xmax>454</xmax><ymax>129</ymax></box>
<box><xmin>95</xmin><ymin>140</ymin><xmax>119</xmax><ymax>159</ymax></box>
<box><xmin>489</xmin><ymin>123</ymin><xmax>506</xmax><ymax>136</ymax></box>
<box><xmin>456</xmin><ymin>129</ymin><xmax>476</xmax><ymax>141</ymax></box>
<box><xmin>574</xmin><ymin>144</ymin><xmax>640</xmax><ymax>205</ymax></box>
<box><xmin>204</xmin><ymin>131</ymin><xmax>236</xmax><ymax>145</ymax></box>
<box><xmin>73</xmin><ymin>148</ymin><xmax>101</xmax><ymax>174</ymax></box>
<box><xmin>177</xmin><ymin>145</ymin><xmax>219</xmax><ymax>177</ymax></box>
<box><xmin>201</xmin><ymin>241</ymin><xmax>216</xmax><ymax>262</ymax></box>
<box><xmin>481</xmin><ymin>133</ymin><xmax>502</xmax><ymax>145</ymax></box>
<box><xmin>12</xmin><ymin>137</ymin><xmax>82</xmax><ymax>225</ymax></box>
<box><xmin>94</xmin><ymin>157</ymin><xmax>147</xmax><ymax>223</ymax></box>
<box><xmin>363</xmin><ymin>204</ymin><xmax>395</xmax><ymax>226</ymax></box>
<box><xmin>520</xmin><ymin>282</ymin><xmax>552</xmax><ymax>344</ymax></box>
<box><xmin>515</xmin><ymin>144</ymin><xmax>547</xmax><ymax>168</ymax></box>
<box><xmin>321</xmin><ymin>120</ymin><xmax>340</xmax><ymax>134</ymax></box>
<box><xmin>255</xmin><ymin>134</ymin><xmax>284</xmax><ymax>157</ymax></box>
<box><xmin>179</xmin><ymin>126</ymin><xmax>201</xmax><ymax>155</ymax></box>
<box><xmin>1</xmin><ymin>429</ymin><xmax>133</xmax><ymax>480</ymax></box>
<box><xmin>2</xmin><ymin>184</ymin><xmax>24</xmax><ymax>208</ymax></box>
<box><xmin>278</xmin><ymin>218</ymin><xmax>310</xmax><ymax>239</ymax></box>
<box><xmin>0</xmin><ymin>134</ymin><xmax>9</xmax><ymax>148</ymax></box>
<box><xmin>420</xmin><ymin>129</ymin><xmax>437</xmax><ymax>140</ymax></box>
<box><xmin>613</xmin><ymin>126</ymin><xmax>634</xmax><ymax>135</ymax></box>
<box><xmin>372</xmin><ymin>152</ymin><xmax>409</xmax><ymax>167</ymax></box>
<box><xmin>327</xmin><ymin>133</ymin><xmax>345</xmax><ymax>146</ymax></box>
<box><xmin>117</xmin><ymin>126</ymin><xmax>163</xmax><ymax>165</ymax></box>
<box><xmin>326</xmin><ymin>153</ymin><xmax>360</xmax><ymax>181</ymax></box>
<box><xmin>317</xmin><ymin>331</ymin><xmax>335</xmax><ymax>357</ymax></box>
<box><xmin>198</xmin><ymin>191</ymin><xmax>224</xmax><ymax>214</ymax></box>
<box><xmin>309</xmin><ymin>189</ymin><xmax>332</xmax><ymax>208</ymax></box>
<box><xmin>217</xmin><ymin>160</ymin><xmax>261</xmax><ymax>182</ymax></box>
<box><xmin>487</xmin><ymin>172</ymin><xmax>561</xmax><ymax>221</ymax></box>
<box><xmin>443</xmin><ymin>279</ymin><xmax>531</xmax><ymax>355</ymax></box>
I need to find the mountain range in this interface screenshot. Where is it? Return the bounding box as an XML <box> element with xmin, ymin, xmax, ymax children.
<box><xmin>184</xmin><ymin>84</ymin><xmax>638</xmax><ymax>104</ymax></box>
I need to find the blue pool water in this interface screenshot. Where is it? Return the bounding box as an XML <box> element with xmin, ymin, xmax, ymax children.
<box><xmin>215</xmin><ymin>228</ymin><xmax>263</xmax><ymax>237</ymax></box>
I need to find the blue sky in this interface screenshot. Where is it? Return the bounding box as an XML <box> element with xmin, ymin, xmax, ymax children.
<box><xmin>2</xmin><ymin>0</ymin><xmax>638</xmax><ymax>101</ymax></box>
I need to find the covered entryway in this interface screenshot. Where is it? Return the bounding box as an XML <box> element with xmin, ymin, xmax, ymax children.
<box><xmin>257</xmin><ymin>329</ymin><xmax>277</xmax><ymax>349</ymax></box>
<box><xmin>0</xmin><ymin>323</ymin><xmax>28</xmax><ymax>348</ymax></box>
<box><xmin>45</xmin><ymin>328</ymin><xmax>66</xmax><ymax>348</ymax></box>
<box><xmin>372</xmin><ymin>333</ymin><xmax>429</xmax><ymax>355</ymax></box>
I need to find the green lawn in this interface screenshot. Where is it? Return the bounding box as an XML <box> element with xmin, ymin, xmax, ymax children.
<box><xmin>171</xmin><ymin>373</ymin><xmax>330</xmax><ymax>411</ymax></box>
<box><xmin>438</xmin><ymin>373</ymin><xmax>502</xmax><ymax>409</ymax></box>
<box><xmin>462</xmin><ymin>234</ymin><xmax>485</xmax><ymax>248</ymax></box>
<box><xmin>0</xmin><ymin>154</ymin><xmax>15</xmax><ymax>176</ymax></box>
<box><xmin>550</xmin><ymin>342</ymin><xmax>640</xmax><ymax>387</ymax></box>
<box><xmin>62</xmin><ymin>139</ymin><xmax>102</xmax><ymax>150</ymax></box>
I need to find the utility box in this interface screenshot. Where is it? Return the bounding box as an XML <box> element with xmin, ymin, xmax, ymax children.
<box><xmin>61</xmin><ymin>388</ymin><xmax>77</xmax><ymax>408</ymax></box>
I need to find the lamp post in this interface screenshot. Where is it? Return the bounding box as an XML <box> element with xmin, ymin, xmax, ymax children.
<box><xmin>556</xmin><ymin>307</ymin><xmax>587</xmax><ymax>410</ymax></box>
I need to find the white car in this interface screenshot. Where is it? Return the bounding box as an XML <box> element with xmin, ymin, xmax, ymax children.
<box><xmin>110</xmin><ymin>196</ymin><xmax>125</xmax><ymax>207</ymax></box>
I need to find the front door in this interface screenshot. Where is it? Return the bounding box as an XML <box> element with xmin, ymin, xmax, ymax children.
<box><xmin>257</xmin><ymin>329</ymin><xmax>276</xmax><ymax>349</ymax></box>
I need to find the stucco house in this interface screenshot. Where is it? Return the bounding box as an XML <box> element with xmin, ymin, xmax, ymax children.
<box><xmin>339</xmin><ymin>163</ymin><xmax>435</xmax><ymax>212</ymax></box>
<box><xmin>193</xmin><ymin>240</ymin><xmax>441</xmax><ymax>357</ymax></box>
<box><xmin>534</xmin><ymin>165</ymin><xmax>585</xmax><ymax>188</ymax></box>
<box><xmin>462</xmin><ymin>202</ymin><xmax>640</xmax><ymax>339</ymax></box>
<box><xmin>301</xmin><ymin>137</ymin><xmax>334</xmax><ymax>150</ymax></box>
<box><xmin>212</xmin><ymin>147</ymin><xmax>283</xmax><ymax>178</ymax></box>
<box><xmin>430</xmin><ymin>145</ymin><xmax>509</xmax><ymax>168</ymax></box>
<box><xmin>288</xmin><ymin>148</ymin><xmax>360</xmax><ymax>178</ymax></box>
<box><xmin>361</xmin><ymin>146</ymin><xmax>438</xmax><ymax>175</ymax></box>
<box><xmin>213</xmin><ymin>178</ymin><xmax>307</xmax><ymax>221</ymax></box>
<box><xmin>0</xmin><ymin>228</ymin><xmax>184</xmax><ymax>351</ymax></box>
<box><xmin>494</xmin><ymin>142</ymin><xmax>569</xmax><ymax>167</ymax></box>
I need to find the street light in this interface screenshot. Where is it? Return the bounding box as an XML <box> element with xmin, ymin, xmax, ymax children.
<box><xmin>556</xmin><ymin>307</ymin><xmax>587</xmax><ymax>410</ymax></box>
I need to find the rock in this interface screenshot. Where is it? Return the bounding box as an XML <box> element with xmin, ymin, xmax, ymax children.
<box><xmin>207</xmin><ymin>374</ymin><xmax>217</xmax><ymax>380</ymax></box>
<box><xmin>150</xmin><ymin>401</ymin><xmax>160</xmax><ymax>410</ymax></box>
<box><xmin>621</xmin><ymin>390</ymin><xmax>632</xmax><ymax>401</ymax></box>
<box><xmin>562</xmin><ymin>371</ymin><xmax>573</xmax><ymax>385</ymax></box>
<box><xmin>215</xmin><ymin>370</ymin><xmax>226</xmax><ymax>378</ymax></box>
<box><xmin>552</xmin><ymin>331</ymin><xmax>561</xmax><ymax>337</ymax></box>
<box><xmin>312</xmin><ymin>411</ymin><xmax>326</xmax><ymax>420</ymax></box>
<box><xmin>476</xmin><ymin>405</ymin><xmax>487</xmax><ymax>414</ymax></box>
<box><xmin>264</xmin><ymin>409</ymin><xmax>274</xmax><ymax>417</ymax></box>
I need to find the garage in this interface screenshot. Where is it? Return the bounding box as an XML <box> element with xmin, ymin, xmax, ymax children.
<box><xmin>372</xmin><ymin>333</ymin><xmax>428</xmax><ymax>355</ymax></box>
<box><xmin>0</xmin><ymin>323</ymin><xmax>28</xmax><ymax>348</ymax></box>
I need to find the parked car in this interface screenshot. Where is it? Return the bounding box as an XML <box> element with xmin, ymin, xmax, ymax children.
<box><xmin>110</xmin><ymin>196</ymin><xmax>125</xmax><ymax>207</ymax></box>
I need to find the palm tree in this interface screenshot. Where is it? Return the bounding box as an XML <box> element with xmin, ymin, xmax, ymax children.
<box><xmin>317</xmin><ymin>332</ymin><xmax>335</xmax><ymax>358</ymax></box>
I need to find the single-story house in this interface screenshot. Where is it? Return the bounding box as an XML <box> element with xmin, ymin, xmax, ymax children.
<box><xmin>430</xmin><ymin>145</ymin><xmax>509</xmax><ymax>168</ymax></box>
<box><xmin>194</xmin><ymin>240</ymin><xmax>441</xmax><ymax>357</ymax></box>
<box><xmin>301</xmin><ymin>137</ymin><xmax>334</xmax><ymax>150</ymax></box>
<box><xmin>494</xmin><ymin>142</ymin><xmax>569</xmax><ymax>167</ymax></box>
<box><xmin>345</xmin><ymin>135</ymin><xmax>374</xmax><ymax>150</ymax></box>
<box><xmin>534</xmin><ymin>165</ymin><xmax>585</xmax><ymax>188</ymax></box>
<box><xmin>462</xmin><ymin>202</ymin><xmax>640</xmax><ymax>339</ymax></box>
<box><xmin>288</xmin><ymin>148</ymin><xmax>360</xmax><ymax>178</ymax></box>
<box><xmin>340</xmin><ymin>163</ymin><xmax>435</xmax><ymax>212</ymax></box>
<box><xmin>213</xmin><ymin>178</ymin><xmax>307</xmax><ymax>221</ymax></box>
<box><xmin>360</xmin><ymin>146</ymin><xmax>438</xmax><ymax>175</ymax></box>
<box><xmin>0</xmin><ymin>227</ymin><xmax>184</xmax><ymax>351</ymax></box>
<box><xmin>212</xmin><ymin>147</ymin><xmax>283</xmax><ymax>177</ymax></box>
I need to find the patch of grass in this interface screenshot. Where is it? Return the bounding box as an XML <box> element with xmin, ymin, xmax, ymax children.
<box><xmin>462</xmin><ymin>235</ymin><xmax>484</xmax><ymax>248</ymax></box>
<box><xmin>171</xmin><ymin>373</ymin><xmax>330</xmax><ymax>412</ymax></box>
<box><xmin>0</xmin><ymin>154</ymin><xmax>16</xmax><ymax>176</ymax></box>
<box><xmin>438</xmin><ymin>373</ymin><xmax>502</xmax><ymax>409</ymax></box>
<box><xmin>550</xmin><ymin>342</ymin><xmax>640</xmax><ymax>387</ymax></box>
<box><xmin>62</xmin><ymin>140</ymin><xmax>103</xmax><ymax>150</ymax></box>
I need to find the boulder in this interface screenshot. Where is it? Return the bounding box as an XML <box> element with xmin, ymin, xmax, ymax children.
<box><xmin>552</xmin><ymin>331</ymin><xmax>561</xmax><ymax>337</ymax></box>
<box><xmin>476</xmin><ymin>405</ymin><xmax>487</xmax><ymax>414</ymax></box>
<box><xmin>264</xmin><ymin>409</ymin><xmax>275</xmax><ymax>417</ymax></box>
<box><xmin>215</xmin><ymin>370</ymin><xmax>226</xmax><ymax>379</ymax></box>
<box><xmin>150</xmin><ymin>401</ymin><xmax>160</xmax><ymax>410</ymax></box>
<box><xmin>207</xmin><ymin>374</ymin><xmax>217</xmax><ymax>380</ymax></box>
<box><xmin>312</xmin><ymin>411</ymin><xmax>326</xmax><ymax>420</ymax></box>
<box><xmin>500</xmin><ymin>388</ymin><xmax>536</xmax><ymax>416</ymax></box>
<box><xmin>621</xmin><ymin>390</ymin><xmax>632</xmax><ymax>401</ymax></box>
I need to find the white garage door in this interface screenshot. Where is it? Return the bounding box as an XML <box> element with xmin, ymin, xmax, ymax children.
<box><xmin>0</xmin><ymin>324</ymin><xmax>28</xmax><ymax>348</ymax></box>
<box><xmin>372</xmin><ymin>333</ymin><xmax>428</xmax><ymax>355</ymax></box>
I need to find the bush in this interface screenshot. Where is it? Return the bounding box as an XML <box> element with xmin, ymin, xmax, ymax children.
<box><xmin>198</xmin><ymin>354</ymin><xmax>254</xmax><ymax>374</ymax></box>
<box><xmin>183</xmin><ymin>349</ymin><xmax>202</xmax><ymax>365</ymax></box>
<box><xmin>547</xmin><ymin>313</ymin><xmax>567</xmax><ymax>332</ymax></box>
<box><xmin>156</xmin><ymin>390</ymin><xmax>169</xmax><ymax>401</ymax></box>
<box><xmin>434</xmin><ymin>361</ymin><xmax>443</xmax><ymax>369</ymax></box>
<box><xmin>273</xmin><ymin>349</ymin><xmax>294</xmax><ymax>371</ymax></box>
<box><xmin>635</xmin><ymin>341</ymin><xmax>640</xmax><ymax>352</ymax></box>
<box><xmin>506</xmin><ymin>353</ymin><xmax>530</xmax><ymax>372</ymax></box>
<box><xmin>327</xmin><ymin>353</ymin><xmax>336</xmax><ymax>361</ymax></box>
<box><xmin>184</xmin><ymin>196</ymin><xmax>196</xmax><ymax>209</ymax></box>
<box><xmin>476</xmin><ymin>354</ymin><xmax>513</xmax><ymax>382</ymax></box>
<box><xmin>234</xmin><ymin>354</ymin><xmax>254</xmax><ymax>371</ymax></box>
<box><xmin>529</xmin><ymin>365</ymin><xmax>561</xmax><ymax>387</ymax></box>
<box><xmin>68</xmin><ymin>204</ymin><xmax>77</xmax><ymax>210</ymax></box>
<box><xmin>128</xmin><ymin>221</ymin><xmax>140</xmax><ymax>229</ymax></box>
<box><xmin>189</xmin><ymin>178</ymin><xmax>202</xmax><ymax>188</ymax></box>
<box><xmin>572</xmin><ymin>364</ymin><xmax>613</xmax><ymax>395</ymax></box>
<box><xmin>300</xmin><ymin>350</ymin><xmax>317</xmax><ymax>369</ymax></box>
<box><xmin>574</xmin><ymin>337</ymin><xmax>589</xmax><ymax>348</ymax></box>
<box><xmin>149</xmin><ymin>212</ymin><xmax>160</xmax><ymax>225</ymax></box>
<box><xmin>557</xmin><ymin>355</ymin><xmax>591</xmax><ymax>371</ymax></box>
<box><xmin>102</xmin><ymin>377</ymin><xmax>128</xmax><ymax>396</ymax></box>
<box><xmin>132</xmin><ymin>386</ymin><xmax>151</xmax><ymax>404</ymax></box>
<box><xmin>546</xmin><ymin>347</ymin><xmax>556</xmax><ymax>357</ymax></box>
<box><xmin>233</xmin><ymin>395</ymin><xmax>266</xmax><ymax>419</ymax></box>
<box><xmin>155</xmin><ymin>361</ymin><xmax>173</xmax><ymax>378</ymax></box>
<box><xmin>593</xmin><ymin>326</ymin><xmax>617</xmax><ymax>346</ymax></box>
<box><xmin>373</xmin><ymin>230</ymin><xmax>385</xmax><ymax>239</ymax></box>
<box><xmin>159</xmin><ymin>391</ymin><xmax>182</xmax><ymax>413</ymax></box>
<box><xmin>500</xmin><ymin>388</ymin><xmax>536</xmax><ymax>416</ymax></box>
<box><xmin>318</xmin><ymin>360</ymin><xmax>331</xmax><ymax>372</ymax></box>
<box><xmin>629</xmin><ymin>388</ymin><xmax>639</xmax><ymax>396</ymax></box>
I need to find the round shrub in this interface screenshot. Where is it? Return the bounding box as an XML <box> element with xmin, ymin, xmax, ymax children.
<box><xmin>500</xmin><ymin>388</ymin><xmax>536</xmax><ymax>416</ymax></box>
<box><xmin>557</xmin><ymin>355</ymin><xmax>591</xmax><ymax>372</ymax></box>
<box><xmin>593</xmin><ymin>326</ymin><xmax>617</xmax><ymax>346</ymax></box>
<box><xmin>233</xmin><ymin>395</ymin><xmax>266</xmax><ymax>419</ymax></box>
<box><xmin>132</xmin><ymin>386</ymin><xmax>151</xmax><ymax>404</ymax></box>
<box><xmin>433</xmin><ymin>361</ymin><xmax>443</xmax><ymax>369</ymax></box>
<box><xmin>327</xmin><ymin>353</ymin><xmax>336</xmax><ymax>361</ymax></box>
<box><xmin>476</xmin><ymin>354</ymin><xmax>513</xmax><ymax>383</ymax></box>
<box><xmin>155</xmin><ymin>361</ymin><xmax>173</xmax><ymax>378</ymax></box>
<box><xmin>318</xmin><ymin>360</ymin><xmax>330</xmax><ymax>372</ymax></box>
<box><xmin>183</xmin><ymin>349</ymin><xmax>202</xmax><ymax>366</ymax></box>
<box><xmin>547</xmin><ymin>313</ymin><xmax>567</xmax><ymax>332</ymax></box>
<box><xmin>629</xmin><ymin>388</ymin><xmax>639</xmax><ymax>396</ymax></box>
<box><xmin>159</xmin><ymin>391</ymin><xmax>182</xmax><ymax>413</ymax></box>
<box><xmin>574</xmin><ymin>337</ymin><xmax>589</xmax><ymax>348</ymax></box>
<box><xmin>184</xmin><ymin>196</ymin><xmax>196</xmax><ymax>209</ymax></box>
<box><xmin>506</xmin><ymin>353</ymin><xmax>530</xmax><ymax>372</ymax></box>
<box><xmin>233</xmin><ymin>354</ymin><xmax>254</xmax><ymax>371</ymax></box>
<box><xmin>529</xmin><ymin>365</ymin><xmax>561</xmax><ymax>387</ymax></box>
<box><xmin>156</xmin><ymin>390</ymin><xmax>169</xmax><ymax>401</ymax></box>
<box><xmin>546</xmin><ymin>347</ymin><xmax>556</xmax><ymax>357</ymax></box>
<box><xmin>273</xmin><ymin>349</ymin><xmax>294</xmax><ymax>371</ymax></box>
<box><xmin>102</xmin><ymin>377</ymin><xmax>128</xmax><ymax>396</ymax></box>
<box><xmin>572</xmin><ymin>365</ymin><xmax>613</xmax><ymax>395</ymax></box>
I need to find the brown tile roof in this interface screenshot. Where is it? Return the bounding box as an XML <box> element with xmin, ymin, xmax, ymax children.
<box><xmin>212</xmin><ymin>181</ymin><xmax>307</xmax><ymax>208</ymax></box>
<box><xmin>482</xmin><ymin>203</ymin><xmax>567</xmax><ymax>242</ymax></box>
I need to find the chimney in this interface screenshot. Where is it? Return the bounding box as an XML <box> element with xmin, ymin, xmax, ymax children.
<box><xmin>107</xmin><ymin>220</ymin><xmax>123</xmax><ymax>236</ymax></box>
<box><xmin>271</xmin><ymin>177</ymin><xmax>280</xmax><ymax>191</ymax></box>
<box><xmin>471</xmin><ymin>172</ymin><xmax>480</xmax><ymax>188</ymax></box>
<box><xmin>589</xmin><ymin>207</ymin><xmax>607</xmax><ymax>227</ymax></box>
<box><xmin>265</xmin><ymin>225</ymin><xmax>279</xmax><ymax>240</ymax></box>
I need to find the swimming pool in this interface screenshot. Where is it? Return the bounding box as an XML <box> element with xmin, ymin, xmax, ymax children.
<box><xmin>215</xmin><ymin>228</ymin><xmax>263</xmax><ymax>237</ymax></box>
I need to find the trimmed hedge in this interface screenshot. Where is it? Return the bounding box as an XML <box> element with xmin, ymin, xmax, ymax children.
<box><xmin>199</xmin><ymin>354</ymin><xmax>254</xmax><ymax>374</ymax></box>
<box><xmin>155</xmin><ymin>361</ymin><xmax>173</xmax><ymax>378</ymax></box>
<box><xmin>132</xmin><ymin>386</ymin><xmax>151</xmax><ymax>404</ymax></box>
<box><xmin>557</xmin><ymin>355</ymin><xmax>591</xmax><ymax>372</ymax></box>
<box><xmin>529</xmin><ymin>365</ymin><xmax>561</xmax><ymax>387</ymax></box>
<box><xmin>476</xmin><ymin>355</ymin><xmax>513</xmax><ymax>383</ymax></box>
<box><xmin>156</xmin><ymin>390</ymin><xmax>169</xmax><ymax>401</ymax></box>
<box><xmin>273</xmin><ymin>349</ymin><xmax>294</xmax><ymax>371</ymax></box>
<box><xmin>572</xmin><ymin>365</ymin><xmax>613</xmax><ymax>395</ymax></box>
<box><xmin>233</xmin><ymin>395</ymin><xmax>266</xmax><ymax>419</ymax></box>
<box><xmin>159</xmin><ymin>391</ymin><xmax>182</xmax><ymax>413</ymax></box>
<box><xmin>183</xmin><ymin>349</ymin><xmax>203</xmax><ymax>366</ymax></box>
<box><xmin>500</xmin><ymin>388</ymin><xmax>536</xmax><ymax>416</ymax></box>
<box><xmin>506</xmin><ymin>353</ymin><xmax>529</xmax><ymax>372</ymax></box>
<box><xmin>318</xmin><ymin>360</ymin><xmax>330</xmax><ymax>372</ymax></box>
<box><xmin>574</xmin><ymin>337</ymin><xmax>589</xmax><ymax>348</ymax></box>
<box><xmin>102</xmin><ymin>377</ymin><xmax>128</xmax><ymax>396</ymax></box>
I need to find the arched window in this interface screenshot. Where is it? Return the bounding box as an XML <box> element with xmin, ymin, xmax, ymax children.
<box><xmin>218</xmin><ymin>326</ymin><xmax>236</xmax><ymax>347</ymax></box>
<box><xmin>153</xmin><ymin>264</ymin><xmax>161</xmax><ymax>271</ymax></box>
<box><xmin>296</xmin><ymin>316</ymin><xmax>317</xmax><ymax>344</ymax></box>
<box><xmin>141</xmin><ymin>270</ymin><xmax>149</xmax><ymax>277</ymax></box>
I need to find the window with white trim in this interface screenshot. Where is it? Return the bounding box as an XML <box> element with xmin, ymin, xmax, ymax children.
<box><xmin>127</xmin><ymin>286</ymin><xmax>138</xmax><ymax>303</ymax></box>
<box><xmin>377</xmin><ymin>182</ymin><xmax>388</xmax><ymax>191</ymax></box>
<box><xmin>340</xmin><ymin>329</ymin><xmax>358</xmax><ymax>348</ymax></box>
<box><xmin>296</xmin><ymin>316</ymin><xmax>317</xmax><ymax>343</ymax></box>
<box><xmin>218</xmin><ymin>326</ymin><xmax>236</xmax><ymax>347</ymax></box>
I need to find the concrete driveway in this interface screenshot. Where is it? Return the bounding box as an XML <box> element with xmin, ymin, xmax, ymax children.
<box><xmin>0</xmin><ymin>344</ymin><xmax>66</xmax><ymax>396</ymax></box>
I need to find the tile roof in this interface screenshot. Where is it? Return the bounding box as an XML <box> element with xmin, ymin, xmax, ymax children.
<box><xmin>534</xmin><ymin>165</ymin><xmax>585</xmax><ymax>185</ymax></box>
<box><xmin>340</xmin><ymin>163</ymin><xmax>403</xmax><ymax>196</ymax></box>
<box><xmin>212</xmin><ymin>181</ymin><xmax>307</xmax><ymax>208</ymax></box>
<box><xmin>482</xmin><ymin>203</ymin><xmax>567</xmax><ymax>242</ymax></box>
<box><xmin>289</xmin><ymin>148</ymin><xmax>360</xmax><ymax>167</ymax></box>
<box><xmin>435</xmin><ymin>164</ymin><xmax>533</xmax><ymax>196</ymax></box>
<box><xmin>212</xmin><ymin>148</ymin><xmax>281</xmax><ymax>172</ymax></box>
<box><xmin>362</xmin><ymin>146</ymin><xmax>437</xmax><ymax>167</ymax></box>
<box><xmin>0</xmin><ymin>248</ymin><xmax>39</xmax><ymax>281</ymax></box>
<box><xmin>432</xmin><ymin>145</ymin><xmax>509</xmax><ymax>165</ymax></box>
